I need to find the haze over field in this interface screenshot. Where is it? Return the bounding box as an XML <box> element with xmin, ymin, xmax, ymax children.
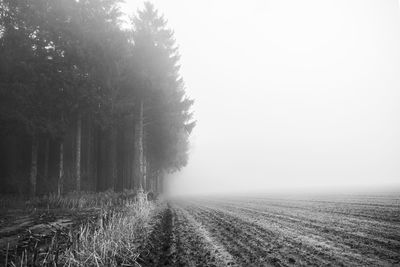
<box><xmin>1</xmin><ymin>1</ymin><xmax>400</xmax><ymax>266</ymax></box>
<box><xmin>123</xmin><ymin>0</ymin><xmax>400</xmax><ymax>195</ymax></box>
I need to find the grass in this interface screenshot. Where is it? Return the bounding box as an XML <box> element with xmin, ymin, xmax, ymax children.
<box><xmin>0</xmin><ymin>190</ymin><xmax>138</xmax><ymax>212</ymax></box>
<box><xmin>63</xmin><ymin>199</ymin><xmax>154</xmax><ymax>266</ymax></box>
<box><xmin>0</xmin><ymin>195</ymin><xmax>26</xmax><ymax>210</ymax></box>
<box><xmin>1</xmin><ymin>191</ymin><xmax>157</xmax><ymax>266</ymax></box>
<box><xmin>33</xmin><ymin>190</ymin><xmax>138</xmax><ymax>210</ymax></box>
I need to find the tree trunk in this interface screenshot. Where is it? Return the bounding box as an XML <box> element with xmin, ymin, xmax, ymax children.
<box><xmin>30</xmin><ymin>136</ymin><xmax>39</xmax><ymax>198</ymax></box>
<box><xmin>143</xmin><ymin>150</ymin><xmax>147</xmax><ymax>191</ymax></box>
<box><xmin>156</xmin><ymin>173</ymin><xmax>161</xmax><ymax>194</ymax></box>
<box><xmin>87</xmin><ymin>120</ymin><xmax>92</xmax><ymax>190</ymax></box>
<box><xmin>43</xmin><ymin>139</ymin><xmax>50</xmax><ymax>180</ymax></box>
<box><xmin>132</xmin><ymin>119</ymin><xmax>136</xmax><ymax>190</ymax></box>
<box><xmin>95</xmin><ymin>126</ymin><xmax>102</xmax><ymax>192</ymax></box>
<box><xmin>76</xmin><ymin>115</ymin><xmax>82</xmax><ymax>192</ymax></box>
<box><xmin>154</xmin><ymin>172</ymin><xmax>158</xmax><ymax>193</ymax></box>
<box><xmin>116</xmin><ymin>126</ymin><xmax>124</xmax><ymax>192</ymax></box>
<box><xmin>139</xmin><ymin>101</ymin><xmax>144</xmax><ymax>191</ymax></box>
<box><xmin>110</xmin><ymin>127</ymin><xmax>117</xmax><ymax>191</ymax></box>
<box><xmin>134</xmin><ymin>100</ymin><xmax>145</xmax><ymax>191</ymax></box>
<box><xmin>58</xmin><ymin>142</ymin><xmax>64</xmax><ymax>196</ymax></box>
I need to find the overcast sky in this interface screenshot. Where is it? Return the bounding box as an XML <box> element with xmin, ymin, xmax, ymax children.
<box><xmin>122</xmin><ymin>0</ymin><xmax>400</xmax><ymax>195</ymax></box>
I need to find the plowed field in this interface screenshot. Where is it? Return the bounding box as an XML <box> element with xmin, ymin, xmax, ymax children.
<box><xmin>139</xmin><ymin>194</ymin><xmax>400</xmax><ymax>266</ymax></box>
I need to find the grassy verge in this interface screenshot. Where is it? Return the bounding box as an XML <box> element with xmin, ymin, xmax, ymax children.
<box><xmin>63</xmin><ymin>199</ymin><xmax>155</xmax><ymax>266</ymax></box>
<box><xmin>1</xmin><ymin>191</ymin><xmax>157</xmax><ymax>266</ymax></box>
<box><xmin>0</xmin><ymin>190</ymin><xmax>138</xmax><ymax>212</ymax></box>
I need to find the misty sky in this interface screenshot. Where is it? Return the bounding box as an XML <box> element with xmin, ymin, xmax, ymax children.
<box><xmin>122</xmin><ymin>0</ymin><xmax>400</xmax><ymax>194</ymax></box>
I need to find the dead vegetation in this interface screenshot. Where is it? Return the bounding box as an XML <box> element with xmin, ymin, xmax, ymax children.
<box><xmin>0</xmin><ymin>191</ymin><xmax>156</xmax><ymax>266</ymax></box>
<box><xmin>62</xmin><ymin>199</ymin><xmax>155</xmax><ymax>266</ymax></box>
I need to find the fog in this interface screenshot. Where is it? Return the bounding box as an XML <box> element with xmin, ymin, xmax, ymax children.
<box><xmin>123</xmin><ymin>0</ymin><xmax>400</xmax><ymax>195</ymax></box>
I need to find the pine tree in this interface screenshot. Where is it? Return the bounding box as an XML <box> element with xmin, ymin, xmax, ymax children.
<box><xmin>131</xmin><ymin>2</ymin><xmax>195</xmax><ymax>191</ymax></box>
<box><xmin>0</xmin><ymin>0</ymin><xmax>194</xmax><ymax>196</ymax></box>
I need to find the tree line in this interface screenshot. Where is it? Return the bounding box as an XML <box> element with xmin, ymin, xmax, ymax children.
<box><xmin>0</xmin><ymin>0</ymin><xmax>195</xmax><ymax>197</ymax></box>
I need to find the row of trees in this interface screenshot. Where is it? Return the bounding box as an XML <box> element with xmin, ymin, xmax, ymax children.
<box><xmin>0</xmin><ymin>0</ymin><xmax>195</xmax><ymax>197</ymax></box>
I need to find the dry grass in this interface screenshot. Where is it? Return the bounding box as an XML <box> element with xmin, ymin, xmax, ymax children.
<box><xmin>0</xmin><ymin>195</ymin><xmax>26</xmax><ymax>210</ymax></box>
<box><xmin>36</xmin><ymin>190</ymin><xmax>137</xmax><ymax>210</ymax></box>
<box><xmin>1</xmin><ymin>192</ymin><xmax>156</xmax><ymax>266</ymax></box>
<box><xmin>62</xmin><ymin>199</ymin><xmax>155</xmax><ymax>266</ymax></box>
<box><xmin>1</xmin><ymin>190</ymin><xmax>138</xmax><ymax>211</ymax></box>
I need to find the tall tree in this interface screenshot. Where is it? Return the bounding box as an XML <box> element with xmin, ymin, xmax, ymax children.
<box><xmin>0</xmin><ymin>0</ymin><xmax>63</xmax><ymax>196</ymax></box>
<box><xmin>0</xmin><ymin>0</ymin><xmax>194</xmax><ymax>196</ymax></box>
<box><xmin>131</xmin><ymin>2</ymin><xmax>195</xmax><ymax>191</ymax></box>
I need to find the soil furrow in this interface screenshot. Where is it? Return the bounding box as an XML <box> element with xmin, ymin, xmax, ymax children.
<box><xmin>140</xmin><ymin>195</ymin><xmax>400</xmax><ymax>267</ymax></box>
<box><xmin>209</xmin><ymin>201</ymin><xmax>400</xmax><ymax>261</ymax></box>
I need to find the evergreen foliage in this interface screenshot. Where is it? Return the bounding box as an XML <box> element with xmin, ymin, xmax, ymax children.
<box><xmin>0</xmin><ymin>0</ymin><xmax>195</xmax><ymax>196</ymax></box>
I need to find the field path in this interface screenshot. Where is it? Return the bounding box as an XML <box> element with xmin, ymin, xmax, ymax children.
<box><xmin>139</xmin><ymin>195</ymin><xmax>400</xmax><ymax>266</ymax></box>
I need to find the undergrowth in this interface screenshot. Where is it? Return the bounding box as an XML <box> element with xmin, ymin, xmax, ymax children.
<box><xmin>34</xmin><ymin>190</ymin><xmax>138</xmax><ymax>210</ymax></box>
<box><xmin>1</xmin><ymin>191</ymin><xmax>156</xmax><ymax>266</ymax></box>
<box><xmin>0</xmin><ymin>190</ymin><xmax>138</xmax><ymax>211</ymax></box>
<box><xmin>63</xmin><ymin>199</ymin><xmax>154</xmax><ymax>266</ymax></box>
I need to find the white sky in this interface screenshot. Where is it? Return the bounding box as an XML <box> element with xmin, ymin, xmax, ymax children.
<box><xmin>122</xmin><ymin>0</ymin><xmax>400</xmax><ymax>195</ymax></box>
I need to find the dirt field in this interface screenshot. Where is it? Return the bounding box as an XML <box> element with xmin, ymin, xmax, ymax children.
<box><xmin>140</xmin><ymin>194</ymin><xmax>400</xmax><ymax>266</ymax></box>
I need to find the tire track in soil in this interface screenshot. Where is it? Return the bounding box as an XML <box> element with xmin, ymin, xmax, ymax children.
<box><xmin>172</xmin><ymin>205</ymin><xmax>236</xmax><ymax>267</ymax></box>
<box><xmin>186</xmin><ymin>204</ymin><xmax>377</xmax><ymax>266</ymax></box>
<box><xmin>139</xmin><ymin>203</ymin><xmax>235</xmax><ymax>267</ymax></box>
<box><xmin>223</xmin><ymin>203</ymin><xmax>400</xmax><ymax>263</ymax></box>
<box><xmin>184</xmin><ymin>204</ymin><xmax>298</xmax><ymax>267</ymax></box>
<box><xmin>204</xmin><ymin>201</ymin><xmax>400</xmax><ymax>264</ymax></box>
<box><xmin>140</xmin><ymin>200</ymin><xmax>397</xmax><ymax>266</ymax></box>
<box><xmin>138</xmin><ymin>205</ymin><xmax>175</xmax><ymax>266</ymax></box>
<box><xmin>215</xmin><ymin>199</ymin><xmax>400</xmax><ymax>244</ymax></box>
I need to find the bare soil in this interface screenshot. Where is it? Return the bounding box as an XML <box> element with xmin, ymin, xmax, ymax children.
<box><xmin>141</xmin><ymin>194</ymin><xmax>400</xmax><ymax>267</ymax></box>
<box><xmin>1</xmin><ymin>194</ymin><xmax>399</xmax><ymax>266</ymax></box>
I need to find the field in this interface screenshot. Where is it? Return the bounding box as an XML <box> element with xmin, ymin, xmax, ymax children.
<box><xmin>1</xmin><ymin>193</ymin><xmax>399</xmax><ymax>266</ymax></box>
<box><xmin>141</xmin><ymin>193</ymin><xmax>400</xmax><ymax>267</ymax></box>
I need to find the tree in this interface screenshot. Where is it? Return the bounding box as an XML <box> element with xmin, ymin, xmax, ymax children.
<box><xmin>131</xmin><ymin>2</ymin><xmax>195</xmax><ymax>191</ymax></box>
<box><xmin>37</xmin><ymin>0</ymin><xmax>127</xmax><ymax>192</ymax></box>
<box><xmin>0</xmin><ymin>0</ymin><xmax>194</xmax><ymax>196</ymax></box>
<box><xmin>0</xmin><ymin>0</ymin><xmax>65</xmax><ymax>196</ymax></box>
